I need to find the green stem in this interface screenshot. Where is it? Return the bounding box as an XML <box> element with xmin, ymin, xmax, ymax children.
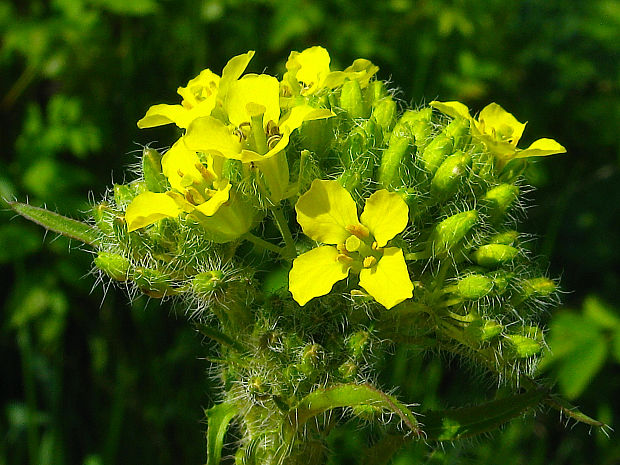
<box><xmin>270</xmin><ymin>207</ymin><xmax>296</xmax><ymax>259</ymax></box>
<box><xmin>404</xmin><ymin>250</ymin><xmax>431</xmax><ymax>261</ymax></box>
<box><xmin>242</xmin><ymin>232</ymin><xmax>287</xmax><ymax>256</ymax></box>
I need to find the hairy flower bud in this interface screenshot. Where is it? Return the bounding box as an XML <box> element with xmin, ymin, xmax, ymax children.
<box><xmin>94</xmin><ymin>252</ymin><xmax>131</xmax><ymax>281</ymax></box>
<box><xmin>473</xmin><ymin>244</ymin><xmax>519</xmax><ymax>268</ymax></box>
<box><xmin>430</xmin><ymin>150</ymin><xmax>471</xmax><ymax>201</ymax></box>
<box><xmin>430</xmin><ymin>210</ymin><xmax>478</xmax><ymax>257</ymax></box>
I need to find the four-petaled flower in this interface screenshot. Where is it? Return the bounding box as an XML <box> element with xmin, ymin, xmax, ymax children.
<box><xmin>289</xmin><ymin>180</ymin><xmax>413</xmax><ymax>309</ymax></box>
<box><xmin>430</xmin><ymin>101</ymin><xmax>566</xmax><ymax>164</ymax></box>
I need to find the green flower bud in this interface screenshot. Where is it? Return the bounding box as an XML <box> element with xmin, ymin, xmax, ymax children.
<box><xmin>134</xmin><ymin>266</ymin><xmax>177</xmax><ymax>298</ymax></box>
<box><xmin>338</xmin><ymin>359</ymin><xmax>358</xmax><ymax>380</ymax></box>
<box><xmin>92</xmin><ymin>202</ymin><xmax>116</xmax><ymax>235</ymax></box>
<box><xmin>489</xmin><ymin>230</ymin><xmax>519</xmax><ymax>246</ymax></box>
<box><xmin>372</xmin><ymin>98</ymin><xmax>397</xmax><ymax>132</ymax></box>
<box><xmin>420</xmin><ymin>133</ymin><xmax>454</xmax><ymax>174</ymax></box>
<box><xmin>504</xmin><ymin>334</ymin><xmax>542</xmax><ymax>358</ymax></box>
<box><xmin>346</xmin><ymin>330</ymin><xmax>371</xmax><ymax>358</ymax></box>
<box><xmin>473</xmin><ymin>244</ymin><xmax>519</xmax><ymax>268</ymax></box>
<box><xmin>340</xmin><ymin>80</ymin><xmax>364</xmax><ymax>118</ymax></box>
<box><xmin>363</xmin><ymin>80</ymin><xmax>387</xmax><ymax>110</ymax></box>
<box><xmin>465</xmin><ymin>319</ymin><xmax>503</xmax><ymax>342</ymax></box>
<box><xmin>430</xmin><ymin>150</ymin><xmax>471</xmax><ymax>201</ymax></box>
<box><xmin>521</xmin><ymin>277</ymin><xmax>556</xmax><ymax>297</ymax></box>
<box><xmin>113</xmin><ymin>182</ymin><xmax>146</xmax><ymax>209</ymax></box>
<box><xmin>248</xmin><ymin>375</ymin><xmax>270</xmax><ymax>401</ymax></box>
<box><xmin>191</xmin><ymin>270</ymin><xmax>225</xmax><ymax>297</ymax></box>
<box><xmin>410</xmin><ymin>118</ymin><xmax>432</xmax><ymax>153</ymax></box>
<box><xmin>489</xmin><ymin>270</ymin><xmax>515</xmax><ymax>295</ymax></box>
<box><xmin>484</xmin><ymin>184</ymin><xmax>520</xmax><ymax>221</ymax></box>
<box><xmin>444</xmin><ymin>117</ymin><xmax>471</xmax><ymax>151</ymax></box>
<box><xmin>430</xmin><ymin>210</ymin><xmax>478</xmax><ymax>257</ymax></box>
<box><xmin>300</xmin><ymin>343</ymin><xmax>324</xmax><ymax>377</ymax></box>
<box><xmin>94</xmin><ymin>252</ymin><xmax>131</xmax><ymax>281</ymax></box>
<box><xmin>377</xmin><ymin>127</ymin><xmax>411</xmax><ymax>189</ymax></box>
<box><xmin>456</xmin><ymin>274</ymin><xmax>494</xmax><ymax>300</ymax></box>
<box><xmin>142</xmin><ymin>147</ymin><xmax>168</xmax><ymax>193</ymax></box>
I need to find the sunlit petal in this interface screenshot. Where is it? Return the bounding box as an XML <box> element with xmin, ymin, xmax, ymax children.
<box><xmin>125</xmin><ymin>192</ymin><xmax>185</xmax><ymax>232</ymax></box>
<box><xmin>360</xmin><ymin>190</ymin><xmax>409</xmax><ymax>247</ymax></box>
<box><xmin>358</xmin><ymin>247</ymin><xmax>413</xmax><ymax>309</ymax></box>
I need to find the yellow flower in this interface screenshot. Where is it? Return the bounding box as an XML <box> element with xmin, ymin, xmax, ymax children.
<box><xmin>183</xmin><ymin>75</ymin><xmax>334</xmax><ymax>163</ymax></box>
<box><xmin>289</xmin><ymin>180</ymin><xmax>413</xmax><ymax>309</ymax></box>
<box><xmin>283</xmin><ymin>46</ymin><xmax>379</xmax><ymax>96</ymax></box>
<box><xmin>136</xmin><ymin>51</ymin><xmax>255</xmax><ymax>130</ymax></box>
<box><xmin>429</xmin><ymin>101</ymin><xmax>566</xmax><ymax>163</ymax></box>
<box><xmin>125</xmin><ymin>139</ymin><xmax>232</xmax><ymax>232</ymax></box>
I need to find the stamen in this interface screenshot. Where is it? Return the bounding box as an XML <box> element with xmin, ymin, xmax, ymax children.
<box><xmin>195</xmin><ymin>163</ymin><xmax>215</xmax><ymax>182</ymax></box>
<box><xmin>362</xmin><ymin>256</ymin><xmax>377</xmax><ymax>268</ymax></box>
<box><xmin>346</xmin><ymin>224</ymin><xmax>370</xmax><ymax>239</ymax></box>
<box><xmin>336</xmin><ymin>254</ymin><xmax>354</xmax><ymax>265</ymax></box>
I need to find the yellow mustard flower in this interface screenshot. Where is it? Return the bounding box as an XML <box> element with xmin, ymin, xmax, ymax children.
<box><xmin>183</xmin><ymin>73</ymin><xmax>333</xmax><ymax>163</ymax></box>
<box><xmin>136</xmin><ymin>51</ymin><xmax>255</xmax><ymax>130</ymax></box>
<box><xmin>429</xmin><ymin>101</ymin><xmax>566</xmax><ymax>163</ymax></box>
<box><xmin>125</xmin><ymin>139</ymin><xmax>231</xmax><ymax>231</ymax></box>
<box><xmin>283</xmin><ymin>46</ymin><xmax>379</xmax><ymax>96</ymax></box>
<box><xmin>289</xmin><ymin>180</ymin><xmax>413</xmax><ymax>309</ymax></box>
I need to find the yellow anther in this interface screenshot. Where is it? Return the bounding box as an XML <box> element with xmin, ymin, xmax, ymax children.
<box><xmin>195</xmin><ymin>163</ymin><xmax>215</xmax><ymax>182</ymax></box>
<box><xmin>337</xmin><ymin>243</ymin><xmax>347</xmax><ymax>253</ymax></box>
<box><xmin>185</xmin><ymin>186</ymin><xmax>206</xmax><ymax>205</ymax></box>
<box><xmin>336</xmin><ymin>254</ymin><xmax>354</xmax><ymax>264</ymax></box>
<box><xmin>371</xmin><ymin>241</ymin><xmax>380</xmax><ymax>251</ymax></box>
<box><xmin>362</xmin><ymin>256</ymin><xmax>377</xmax><ymax>268</ymax></box>
<box><xmin>345</xmin><ymin>235</ymin><xmax>362</xmax><ymax>252</ymax></box>
<box><xmin>345</xmin><ymin>223</ymin><xmax>370</xmax><ymax>239</ymax></box>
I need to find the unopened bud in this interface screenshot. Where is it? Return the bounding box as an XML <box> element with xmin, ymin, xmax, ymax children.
<box><xmin>430</xmin><ymin>150</ymin><xmax>471</xmax><ymax>201</ymax></box>
<box><xmin>472</xmin><ymin>244</ymin><xmax>519</xmax><ymax>268</ymax></box>
<box><xmin>94</xmin><ymin>252</ymin><xmax>131</xmax><ymax>281</ymax></box>
<box><xmin>340</xmin><ymin>80</ymin><xmax>365</xmax><ymax>118</ymax></box>
<box><xmin>505</xmin><ymin>334</ymin><xmax>542</xmax><ymax>359</ymax></box>
<box><xmin>484</xmin><ymin>184</ymin><xmax>519</xmax><ymax>221</ymax></box>
<box><xmin>430</xmin><ymin>210</ymin><xmax>478</xmax><ymax>257</ymax></box>
<box><xmin>134</xmin><ymin>266</ymin><xmax>176</xmax><ymax>298</ymax></box>
<box><xmin>113</xmin><ymin>182</ymin><xmax>146</xmax><ymax>209</ymax></box>
<box><xmin>420</xmin><ymin>133</ymin><xmax>454</xmax><ymax>174</ymax></box>
<box><xmin>456</xmin><ymin>274</ymin><xmax>494</xmax><ymax>300</ymax></box>
<box><xmin>192</xmin><ymin>270</ymin><xmax>225</xmax><ymax>297</ymax></box>
<box><xmin>377</xmin><ymin>126</ymin><xmax>412</xmax><ymax>189</ymax></box>
<box><xmin>372</xmin><ymin>98</ymin><xmax>397</xmax><ymax>132</ymax></box>
<box><xmin>520</xmin><ymin>277</ymin><xmax>556</xmax><ymax>299</ymax></box>
<box><xmin>489</xmin><ymin>230</ymin><xmax>519</xmax><ymax>246</ymax></box>
<box><xmin>444</xmin><ymin>117</ymin><xmax>471</xmax><ymax>151</ymax></box>
<box><xmin>300</xmin><ymin>343</ymin><xmax>324</xmax><ymax>376</ymax></box>
<box><xmin>92</xmin><ymin>202</ymin><xmax>116</xmax><ymax>235</ymax></box>
<box><xmin>338</xmin><ymin>359</ymin><xmax>358</xmax><ymax>380</ymax></box>
<box><xmin>346</xmin><ymin>330</ymin><xmax>371</xmax><ymax>358</ymax></box>
<box><xmin>142</xmin><ymin>147</ymin><xmax>168</xmax><ymax>193</ymax></box>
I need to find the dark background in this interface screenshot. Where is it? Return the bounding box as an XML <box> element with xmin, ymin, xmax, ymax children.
<box><xmin>1</xmin><ymin>0</ymin><xmax>618</xmax><ymax>463</ymax></box>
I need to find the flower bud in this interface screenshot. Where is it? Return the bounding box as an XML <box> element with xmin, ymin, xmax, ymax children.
<box><xmin>504</xmin><ymin>334</ymin><xmax>542</xmax><ymax>359</ymax></box>
<box><xmin>430</xmin><ymin>210</ymin><xmax>478</xmax><ymax>257</ymax></box>
<box><xmin>142</xmin><ymin>147</ymin><xmax>168</xmax><ymax>193</ymax></box>
<box><xmin>489</xmin><ymin>230</ymin><xmax>519</xmax><ymax>246</ymax></box>
<box><xmin>430</xmin><ymin>150</ymin><xmax>471</xmax><ymax>201</ymax></box>
<box><xmin>338</xmin><ymin>359</ymin><xmax>358</xmax><ymax>380</ymax></box>
<box><xmin>484</xmin><ymin>184</ymin><xmax>519</xmax><ymax>222</ymax></box>
<box><xmin>363</xmin><ymin>80</ymin><xmax>387</xmax><ymax>110</ymax></box>
<box><xmin>340</xmin><ymin>80</ymin><xmax>364</xmax><ymax>118</ymax></box>
<box><xmin>465</xmin><ymin>319</ymin><xmax>503</xmax><ymax>342</ymax></box>
<box><xmin>489</xmin><ymin>270</ymin><xmax>515</xmax><ymax>295</ymax></box>
<box><xmin>92</xmin><ymin>202</ymin><xmax>116</xmax><ymax>235</ymax></box>
<box><xmin>300</xmin><ymin>343</ymin><xmax>324</xmax><ymax>377</ymax></box>
<box><xmin>113</xmin><ymin>182</ymin><xmax>146</xmax><ymax>209</ymax></box>
<box><xmin>456</xmin><ymin>274</ymin><xmax>494</xmax><ymax>300</ymax></box>
<box><xmin>444</xmin><ymin>117</ymin><xmax>471</xmax><ymax>151</ymax></box>
<box><xmin>346</xmin><ymin>330</ymin><xmax>371</xmax><ymax>359</ymax></box>
<box><xmin>191</xmin><ymin>270</ymin><xmax>225</xmax><ymax>297</ymax></box>
<box><xmin>377</xmin><ymin>127</ymin><xmax>411</xmax><ymax>189</ymax></box>
<box><xmin>472</xmin><ymin>244</ymin><xmax>519</xmax><ymax>268</ymax></box>
<box><xmin>94</xmin><ymin>252</ymin><xmax>131</xmax><ymax>281</ymax></box>
<box><xmin>134</xmin><ymin>266</ymin><xmax>177</xmax><ymax>298</ymax></box>
<box><xmin>521</xmin><ymin>277</ymin><xmax>556</xmax><ymax>297</ymax></box>
<box><xmin>372</xmin><ymin>98</ymin><xmax>397</xmax><ymax>133</ymax></box>
<box><xmin>420</xmin><ymin>133</ymin><xmax>454</xmax><ymax>174</ymax></box>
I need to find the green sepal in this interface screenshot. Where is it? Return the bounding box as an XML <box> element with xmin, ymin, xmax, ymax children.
<box><xmin>430</xmin><ymin>150</ymin><xmax>471</xmax><ymax>201</ymax></box>
<box><xmin>9</xmin><ymin>201</ymin><xmax>101</xmax><ymax>247</ymax></box>
<box><xmin>422</xmin><ymin>388</ymin><xmax>547</xmax><ymax>441</ymax></box>
<box><xmin>142</xmin><ymin>147</ymin><xmax>169</xmax><ymax>193</ymax></box>
<box><xmin>205</xmin><ymin>401</ymin><xmax>239</xmax><ymax>465</ymax></box>
<box><xmin>340</xmin><ymin>80</ymin><xmax>364</xmax><ymax>118</ymax></box>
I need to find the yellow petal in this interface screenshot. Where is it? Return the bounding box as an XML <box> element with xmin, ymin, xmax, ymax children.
<box><xmin>342</xmin><ymin>58</ymin><xmax>379</xmax><ymax>87</ymax></box>
<box><xmin>280</xmin><ymin>105</ymin><xmax>334</xmax><ymax>132</ymax></box>
<box><xmin>137</xmin><ymin>104</ymin><xmax>191</xmax><ymax>129</ymax></box>
<box><xmin>218</xmin><ymin>51</ymin><xmax>255</xmax><ymax>104</ymax></box>
<box><xmin>514</xmin><ymin>138</ymin><xmax>567</xmax><ymax>159</ymax></box>
<box><xmin>360</xmin><ymin>190</ymin><xmax>409</xmax><ymax>247</ymax></box>
<box><xmin>478</xmin><ymin>103</ymin><xmax>526</xmax><ymax>145</ymax></box>
<box><xmin>359</xmin><ymin>247</ymin><xmax>413</xmax><ymax>309</ymax></box>
<box><xmin>125</xmin><ymin>192</ymin><xmax>184</xmax><ymax>232</ymax></box>
<box><xmin>296</xmin><ymin>179</ymin><xmax>360</xmax><ymax>245</ymax></box>
<box><xmin>176</xmin><ymin>68</ymin><xmax>220</xmax><ymax>108</ymax></box>
<box><xmin>287</xmin><ymin>46</ymin><xmax>331</xmax><ymax>95</ymax></box>
<box><xmin>193</xmin><ymin>182</ymin><xmax>232</xmax><ymax>216</ymax></box>
<box><xmin>192</xmin><ymin>190</ymin><xmax>257</xmax><ymax>243</ymax></box>
<box><xmin>184</xmin><ymin>116</ymin><xmax>243</xmax><ymax>159</ymax></box>
<box><xmin>430</xmin><ymin>101</ymin><xmax>472</xmax><ymax>120</ymax></box>
<box><xmin>225</xmin><ymin>74</ymin><xmax>280</xmax><ymax>128</ymax></box>
<box><xmin>289</xmin><ymin>246</ymin><xmax>350</xmax><ymax>305</ymax></box>
<box><xmin>161</xmin><ymin>139</ymin><xmax>204</xmax><ymax>192</ymax></box>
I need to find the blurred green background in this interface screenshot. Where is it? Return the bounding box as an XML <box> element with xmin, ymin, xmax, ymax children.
<box><xmin>1</xmin><ymin>0</ymin><xmax>619</xmax><ymax>463</ymax></box>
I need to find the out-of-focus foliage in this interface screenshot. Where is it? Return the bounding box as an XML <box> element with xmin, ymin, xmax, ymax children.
<box><xmin>1</xmin><ymin>0</ymin><xmax>617</xmax><ymax>464</ymax></box>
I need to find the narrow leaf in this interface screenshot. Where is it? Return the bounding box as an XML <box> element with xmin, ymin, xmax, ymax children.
<box><xmin>422</xmin><ymin>388</ymin><xmax>547</xmax><ymax>441</ymax></box>
<box><xmin>206</xmin><ymin>401</ymin><xmax>239</xmax><ymax>465</ymax></box>
<box><xmin>289</xmin><ymin>383</ymin><xmax>420</xmax><ymax>435</ymax></box>
<box><xmin>9</xmin><ymin>201</ymin><xmax>100</xmax><ymax>246</ymax></box>
<box><xmin>545</xmin><ymin>395</ymin><xmax>606</xmax><ymax>428</ymax></box>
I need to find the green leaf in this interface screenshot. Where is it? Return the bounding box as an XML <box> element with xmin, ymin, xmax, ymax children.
<box><xmin>206</xmin><ymin>401</ymin><xmax>239</xmax><ymax>465</ymax></box>
<box><xmin>544</xmin><ymin>395</ymin><xmax>606</xmax><ymax>428</ymax></box>
<box><xmin>421</xmin><ymin>388</ymin><xmax>547</xmax><ymax>441</ymax></box>
<box><xmin>583</xmin><ymin>295</ymin><xmax>620</xmax><ymax>330</ymax></box>
<box><xmin>288</xmin><ymin>383</ymin><xmax>420</xmax><ymax>434</ymax></box>
<box><xmin>9</xmin><ymin>201</ymin><xmax>100</xmax><ymax>246</ymax></box>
